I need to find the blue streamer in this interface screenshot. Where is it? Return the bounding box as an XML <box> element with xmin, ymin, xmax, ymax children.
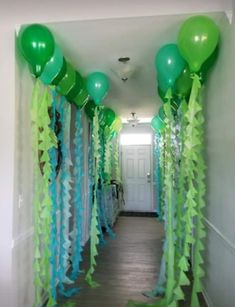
<box><xmin>48</xmin><ymin>90</ymin><xmax>59</xmax><ymax>301</ymax></box>
<box><xmin>69</xmin><ymin>109</ymin><xmax>84</xmax><ymax>281</ymax></box>
<box><xmin>57</xmin><ymin>98</ymin><xmax>79</xmax><ymax>297</ymax></box>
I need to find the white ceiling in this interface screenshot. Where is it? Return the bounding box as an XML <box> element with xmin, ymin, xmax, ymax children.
<box><xmin>47</xmin><ymin>12</ymin><xmax>228</xmax><ymax>117</ymax></box>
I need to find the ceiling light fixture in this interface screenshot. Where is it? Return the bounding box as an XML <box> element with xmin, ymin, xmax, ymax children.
<box><xmin>111</xmin><ymin>56</ymin><xmax>136</xmax><ymax>82</ymax></box>
<box><xmin>127</xmin><ymin>112</ymin><xmax>140</xmax><ymax>127</ymax></box>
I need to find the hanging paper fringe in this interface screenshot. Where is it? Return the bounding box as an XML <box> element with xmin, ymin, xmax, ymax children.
<box><xmin>57</xmin><ymin>97</ymin><xmax>80</xmax><ymax>297</ymax></box>
<box><xmin>85</xmin><ymin>107</ymin><xmax>101</xmax><ymax>288</ymax></box>
<box><xmin>69</xmin><ymin>109</ymin><xmax>84</xmax><ymax>281</ymax></box>
<box><xmin>31</xmin><ymin>81</ymin><xmax>57</xmax><ymax>307</ymax></box>
<box><xmin>48</xmin><ymin>89</ymin><xmax>59</xmax><ymax>304</ymax></box>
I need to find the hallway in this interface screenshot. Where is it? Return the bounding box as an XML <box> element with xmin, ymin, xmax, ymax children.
<box><xmin>58</xmin><ymin>217</ymin><xmax>164</xmax><ymax>307</ymax></box>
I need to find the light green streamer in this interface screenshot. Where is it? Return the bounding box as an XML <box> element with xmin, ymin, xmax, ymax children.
<box><xmin>31</xmin><ymin>81</ymin><xmax>57</xmax><ymax>306</ymax></box>
<box><xmin>85</xmin><ymin>107</ymin><xmax>101</xmax><ymax>288</ymax></box>
<box><xmin>104</xmin><ymin>137</ymin><xmax>112</xmax><ymax>183</ymax></box>
<box><xmin>190</xmin><ymin>82</ymin><xmax>206</xmax><ymax>307</ymax></box>
<box><xmin>171</xmin><ymin>74</ymin><xmax>202</xmax><ymax>305</ymax></box>
<box><xmin>113</xmin><ymin>138</ymin><xmax>122</xmax><ymax>183</ymax></box>
<box><xmin>163</xmin><ymin>90</ymin><xmax>176</xmax><ymax>305</ymax></box>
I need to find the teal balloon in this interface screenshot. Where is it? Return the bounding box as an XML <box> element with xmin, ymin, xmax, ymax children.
<box><xmin>155</xmin><ymin>44</ymin><xmax>186</xmax><ymax>93</ymax></box>
<box><xmin>151</xmin><ymin>115</ymin><xmax>165</xmax><ymax>132</ymax></box>
<box><xmin>51</xmin><ymin>57</ymin><xmax>67</xmax><ymax>85</ymax></box>
<box><xmin>39</xmin><ymin>45</ymin><xmax>63</xmax><ymax>85</ymax></box>
<box><xmin>86</xmin><ymin>72</ymin><xmax>109</xmax><ymax>105</ymax></box>
<box><xmin>157</xmin><ymin>86</ymin><xmax>168</xmax><ymax>103</ymax></box>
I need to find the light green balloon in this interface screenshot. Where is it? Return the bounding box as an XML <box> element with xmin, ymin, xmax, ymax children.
<box><xmin>178</xmin><ymin>15</ymin><xmax>219</xmax><ymax>72</ymax></box>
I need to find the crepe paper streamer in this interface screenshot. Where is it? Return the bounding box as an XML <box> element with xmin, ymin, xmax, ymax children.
<box><xmin>31</xmin><ymin>80</ymin><xmax>44</xmax><ymax>306</ymax></box>
<box><xmin>99</xmin><ymin>187</ymin><xmax>116</xmax><ymax>239</ymax></box>
<box><xmin>190</xmin><ymin>80</ymin><xmax>206</xmax><ymax>307</ymax></box>
<box><xmin>154</xmin><ymin>133</ymin><xmax>163</xmax><ymax>220</ymax></box>
<box><xmin>69</xmin><ymin>109</ymin><xmax>84</xmax><ymax>281</ymax></box>
<box><xmin>85</xmin><ymin>107</ymin><xmax>101</xmax><ymax>288</ymax></box>
<box><xmin>169</xmin><ymin>74</ymin><xmax>203</xmax><ymax>305</ymax></box>
<box><xmin>104</xmin><ymin>138</ymin><xmax>112</xmax><ymax>183</ymax></box>
<box><xmin>161</xmin><ymin>89</ymin><xmax>177</xmax><ymax>305</ymax></box>
<box><xmin>143</xmin><ymin>239</ymin><xmax>166</xmax><ymax>298</ymax></box>
<box><xmin>174</xmin><ymin>98</ymin><xmax>188</xmax><ymax>277</ymax></box>
<box><xmin>31</xmin><ymin>81</ymin><xmax>58</xmax><ymax>307</ymax></box>
<box><xmin>57</xmin><ymin>97</ymin><xmax>80</xmax><ymax>297</ymax></box>
<box><xmin>97</xmin><ymin>130</ymin><xmax>116</xmax><ymax>240</ymax></box>
<box><xmin>48</xmin><ymin>89</ymin><xmax>59</xmax><ymax>303</ymax></box>
<box><xmin>113</xmin><ymin>137</ymin><xmax>122</xmax><ymax>183</ymax></box>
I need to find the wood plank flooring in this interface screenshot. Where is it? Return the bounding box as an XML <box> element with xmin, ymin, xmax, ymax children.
<box><xmin>58</xmin><ymin>217</ymin><xmax>207</xmax><ymax>307</ymax></box>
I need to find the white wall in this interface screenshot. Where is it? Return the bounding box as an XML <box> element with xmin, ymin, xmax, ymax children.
<box><xmin>203</xmin><ymin>9</ymin><xmax>235</xmax><ymax>307</ymax></box>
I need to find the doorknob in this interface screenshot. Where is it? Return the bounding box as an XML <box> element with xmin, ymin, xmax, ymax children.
<box><xmin>147</xmin><ymin>172</ymin><xmax>151</xmax><ymax>183</ymax></box>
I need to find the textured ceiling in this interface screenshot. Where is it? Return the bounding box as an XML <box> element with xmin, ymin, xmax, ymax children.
<box><xmin>46</xmin><ymin>12</ymin><xmax>227</xmax><ymax>118</ymax></box>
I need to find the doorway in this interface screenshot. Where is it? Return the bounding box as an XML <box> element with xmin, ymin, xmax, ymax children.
<box><xmin>120</xmin><ymin>132</ymin><xmax>154</xmax><ymax>212</ymax></box>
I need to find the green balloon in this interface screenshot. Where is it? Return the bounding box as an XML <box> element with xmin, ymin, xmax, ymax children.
<box><xmin>86</xmin><ymin>72</ymin><xmax>109</xmax><ymax>105</ymax></box>
<box><xmin>85</xmin><ymin>100</ymin><xmax>97</xmax><ymax>121</ymax></box>
<box><xmin>200</xmin><ymin>45</ymin><xmax>219</xmax><ymax>83</ymax></box>
<box><xmin>175</xmin><ymin>65</ymin><xmax>192</xmax><ymax>98</ymax></box>
<box><xmin>51</xmin><ymin>57</ymin><xmax>67</xmax><ymax>85</ymax></box>
<box><xmin>66</xmin><ymin>71</ymin><xmax>84</xmax><ymax>102</ymax></box>
<box><xmin>19</xmin><ymin>24</ymin><xmax>55</xmax><ymax>77</ymax></box>
<box><xmin>178</xmin><ymin>16</ymin><xmax>219</xmax><ymax>73</ymax></box>
<box><xmin>151</xmin><ymin>115</ymin><xmax>165</xmax><ymax>132</ymax></box>
<box><xmin>73</xmin><ymin>87</ymin><xmax>89</xmax><ymax>109</ymax></box>
<box><xmin>100</xmin><ymin>107</ymin><xmax>116</xmax><ymax>127</ymax></box>
<box><xmin>56</xmin><ymin>62</ymin><xmax>76</xmax><ymax>96</ymax></box>
<box><xmin>155</xmin><ymin>44</ymin><xmax>186</xmax><ymax>93</ymax></box>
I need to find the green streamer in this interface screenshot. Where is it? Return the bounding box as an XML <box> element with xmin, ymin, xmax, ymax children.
<box><xmin>31</xmin><ymin>81</ymin><xmax>57</xmax><ymax>306</ymax></box>
<box><xmin>113</xmin><ymin>137</ymin><xmax>122</xmax><ymax>183</ymax></box>
<box><xmin>104</xmin><ymin>137</ymin><xmax>112</xmax><ymax>183</ymax></box>
<box><xmin>172</xmin><ymin>74</ymin><xmax>202</xmax><ymax>305</ymax></box>
<box><xmin>85</xmin><ymin>107</ymin><xmax>101</xmax><ymax>288</ymax></box>
<box><xmin>163</xmin><ymin>89</ymin><xmax>176</xmax><ymax>305</ymax></box>
<box><xmin>190</xmin><ymin>81</ymin><xmax>206</xmax><ymax>307</ymax></box>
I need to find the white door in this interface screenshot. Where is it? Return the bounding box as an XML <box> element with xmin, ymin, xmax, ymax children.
<box><xmin>121</xmin><ymin>145</ymin><xmax>153</xmax><ymax>212</ymax></box>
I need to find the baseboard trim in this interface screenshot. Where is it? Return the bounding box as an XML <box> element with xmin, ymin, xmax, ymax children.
<box><xmin>204</xmin><ymin>217</ymin><xmax>235</xmax><ymax>257</ymax></box>
<box><xmin>120</xmin><ymin>211</ymin><xmax>158</xmax><ymax>217</ymax></box>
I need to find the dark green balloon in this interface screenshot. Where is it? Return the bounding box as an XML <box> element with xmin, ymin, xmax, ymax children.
<box><xmin>175</xmin><ymin>65</ymin><xmax>192</xmax><ymax>98</ymax></box>
<box><xmin>19</xmin><ymin>24</ymin><xmax>55</xmax><ymax>77</ymax></box>
<box><xmin>85</xmin><ymin>100</ymin><xmax>97</xmax><ymax>121</ymax></box>
<box><xmin>200</xmin><ymin>45</ymin><xmax>219</xmax><ymax>84</ymax></box>
<box><xmin>66</xmin><ymin>71</ymin><xmax>84</xmax><ymax>102</ymax></box>
<box><xmin>100</xmin><ymin>107</ymin><xmax>116</xmax><ymax>127</ymax></box>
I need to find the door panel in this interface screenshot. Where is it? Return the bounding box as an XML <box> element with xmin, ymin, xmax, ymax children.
<box><xmin>122</xmin><ymin>145</ymin><xmax>153</xmax><ymax>212</ymax></box>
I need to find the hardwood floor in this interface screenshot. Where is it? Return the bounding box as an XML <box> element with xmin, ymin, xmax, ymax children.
<box><xmin>58</xmin><ymin>217</ymin><xmax>207</xmax><ymax>307</ymax></box>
